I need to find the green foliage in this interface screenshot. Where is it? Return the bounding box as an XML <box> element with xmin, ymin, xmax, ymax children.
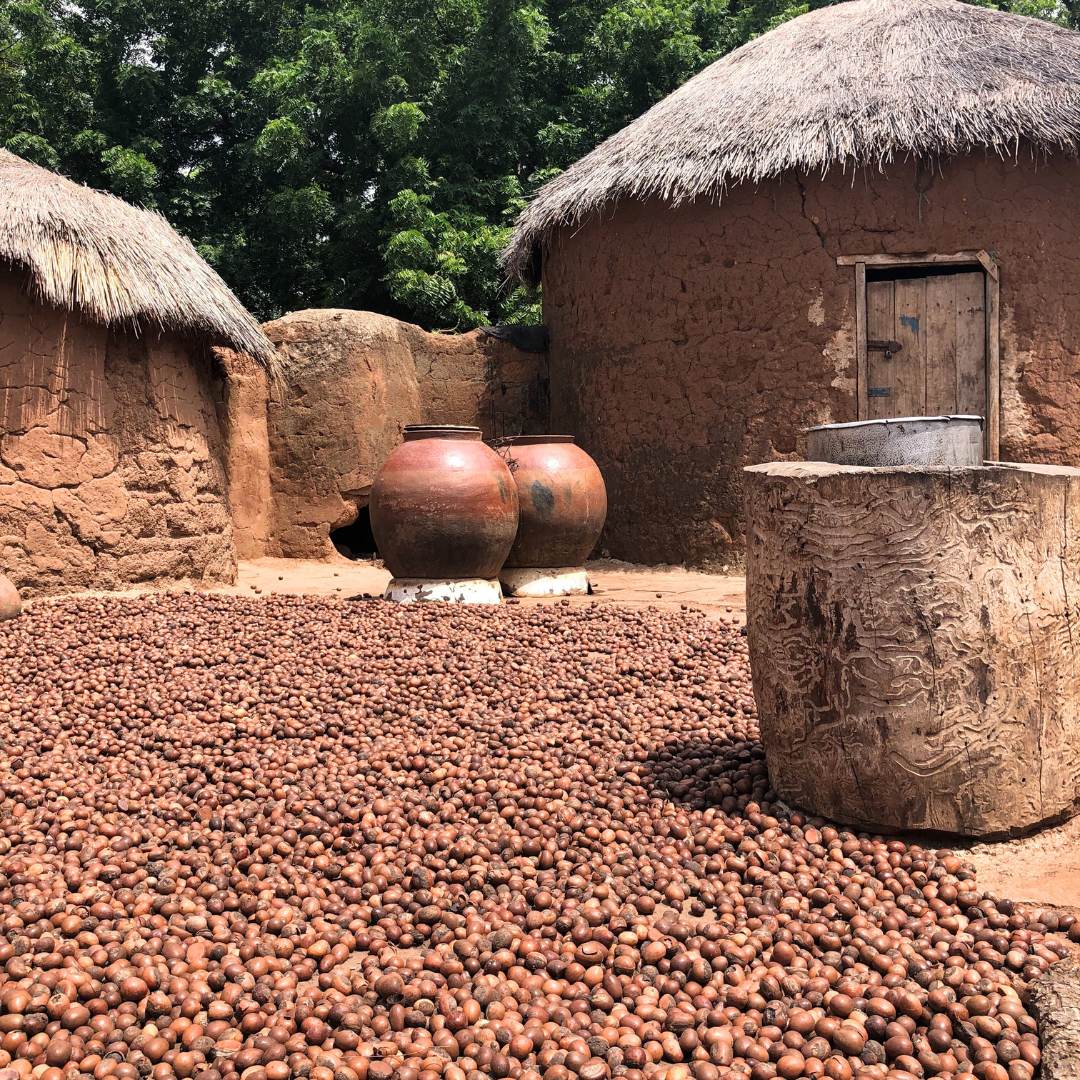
<box><xmin>996</xmin><ymin>0</ymin><xmax>1074</xmax><ymax>22</ymax></box>
<box><xmin>0</xmin><ymin>0</ymin><xmax>1073</xmax><ymax>328</ymax></box>
<box><xmin>100</xmin><ymin>145</ymin><xmax>160</xmax><ymax>201</ymax></box>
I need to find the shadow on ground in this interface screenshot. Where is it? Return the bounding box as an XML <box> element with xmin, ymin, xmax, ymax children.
<box><xmin>640</xmin><ymin>736</ymin><xmax>773</xmax><ymax>811</ymax></box>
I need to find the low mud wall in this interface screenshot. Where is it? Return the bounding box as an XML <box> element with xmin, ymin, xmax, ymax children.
<box><xmin>219</xmin><ymin>311</ymin><xmax>548</xmax><ymax>560</ymax></box>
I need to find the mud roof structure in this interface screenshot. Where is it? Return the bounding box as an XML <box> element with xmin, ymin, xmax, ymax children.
<box><xmin>0</xmin><ymin>149</ymin><xmax>277</xmax><ymax>368</ymax></box>
<box><xmin>504</xmin><ymin>0</ymin><xmax>1080</xmax><ymax>281</ymax></box>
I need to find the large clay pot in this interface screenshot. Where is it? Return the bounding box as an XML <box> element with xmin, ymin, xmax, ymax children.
<box><xmin>0</xmin><ymin>575</ymin><xmax>21</xmax><ymax>621</ymax></box>
<box><xmin>370</xmin><ymin>426</ymin><xmax>519</xmax><ymax>587</ymax></box>
<box><xmin>500</xmin><ymin>436</ymin><xmax>606</xmax><ymax>596</ymax></box>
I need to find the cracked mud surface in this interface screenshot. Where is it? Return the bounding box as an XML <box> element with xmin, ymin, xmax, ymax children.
<box><xmin>0</xmin><ymin>271</ymin><xmax>234</xmax><ymax>596</ymax></box>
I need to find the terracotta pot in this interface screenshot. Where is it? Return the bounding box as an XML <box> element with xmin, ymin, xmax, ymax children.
<box><xmin>502</xmin><ymin>436</ymin><xmax>607</xmax><ymax>569</ymax></box>
<box><xmin>0</xmin><ymin>575</ymin><xmax>20</xmax><ymax>622</ymax></box>
<box><xmin>370</xmin><ymin>425</ymin><xmax>519</xmax><ymax>580</ymax></box>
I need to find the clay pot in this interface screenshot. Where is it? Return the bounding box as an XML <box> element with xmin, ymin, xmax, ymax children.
<box><xmin>502</xmin><ymin>436</ymin><xmax>607</xmax><ymax>569</ymax></box>
<box><xmin>370</xmin><ymin>425</ymin><xmax>519</xmax><ymax>580</ymax></box>
<box><xmin>0</xmin><ymin>575</ymin><xmax>20</xmax><ymax>621</ymax></box>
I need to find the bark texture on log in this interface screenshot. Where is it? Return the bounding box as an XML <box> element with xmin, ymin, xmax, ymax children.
<box><xmin>745</xmin><ymin>461</ymin><xmax>1080</xmax><ymax>836</ymax></box>
<box><xmin>1030</xmin><ymin>958</ymin><xmax>1080</xmax><ymax>1080</ymax></box>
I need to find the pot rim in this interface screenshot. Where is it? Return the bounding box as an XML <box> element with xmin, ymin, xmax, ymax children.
<box><xmin>503</xmin><ymin>435</ymin><xmax>576</xmax><ymax>445</ymax></box>
<box><xmin>403</xmin><ymin>424</ymin><xmax>482</xmax><ymax>441</ymax></box>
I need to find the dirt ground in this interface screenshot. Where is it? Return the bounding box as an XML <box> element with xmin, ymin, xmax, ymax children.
<box><xmin>219</xmin><ymin>555</ymin><xmax>746</xmax><ymax>621</ymax></box>
<box><xmin>30</xmin><ymin>555</ymin><xmax>1077</xmax><ymax>915</ymax></box>
<box><xmin>962</xmin><ymin>814</ymin><xmax>1080</xmax><ymax>915</ymax></box>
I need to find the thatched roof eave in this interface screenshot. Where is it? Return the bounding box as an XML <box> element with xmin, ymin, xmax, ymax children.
<box><xmin>0</xmin><ymin>150</ymin><xmax>278</xmax><ymax>371</ymax></box>
<box><xmin>503</xmin><ymin>0</ymin><xmax>1080</xmax><ymax>282</ymax></box>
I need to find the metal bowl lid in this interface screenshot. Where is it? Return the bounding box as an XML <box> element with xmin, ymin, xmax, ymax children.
<box><xmin>402</xmin><ymin>424</ymin><xmax>482</xmax><ymax>441</ymax></box>
<box><xmin>804</xmin><ymin>415</ymin><xmax>984</xmax><ymax>434</ymax></box>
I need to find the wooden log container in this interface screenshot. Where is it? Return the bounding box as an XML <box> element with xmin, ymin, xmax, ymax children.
<box><xmin>745</xmin><ymin>460</ymin><xmax>1080</xmax><ymax>837</ymax></box>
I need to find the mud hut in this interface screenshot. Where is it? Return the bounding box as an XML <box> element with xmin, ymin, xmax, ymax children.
<box><xmin>0</xmin><ymin>150</ymin><xmax>276</xmax><ymax>594</ymax></box>
<box><xmin>505</xmin><ymin>0</ymin><xmax>1080</xmax><ymax>568</ymax></box>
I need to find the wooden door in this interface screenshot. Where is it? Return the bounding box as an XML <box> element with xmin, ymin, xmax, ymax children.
<box><xmin>865</xmin><ymin>270</ymin><xmax>987</xmax><ymax>423</ymax></box>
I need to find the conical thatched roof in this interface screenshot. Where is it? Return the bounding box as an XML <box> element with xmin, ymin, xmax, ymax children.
<box><xmin>505</xmin><ymin>0</ymin><xmax>1080</xmax><ymax>280</ymax></box>
<box><xmin>0</xmin><ymin>149</ymin><xmax>277</xmax><ymax>367</ymax></box>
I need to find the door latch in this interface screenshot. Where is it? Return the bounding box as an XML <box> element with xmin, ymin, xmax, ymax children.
<box><xmin>867</xmin><ymin>339</ymin><xmax>903</xmax><ymax>360</ymax></box>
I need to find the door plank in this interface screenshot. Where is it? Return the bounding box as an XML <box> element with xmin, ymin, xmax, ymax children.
<box><xmin>856</xmin><ymin>263</ymin><xmax>868</xmax><ymax>420</ymax></box>
<box><xmin>866</xmin><ymin>280</ymin><xmax>895</xmax><ymax>421</ymax></box>
<box><xmin>954</xmin><ymin>271</ymin><xmax>987</xmax><ymax>418</ymax></box>
<box><xmin>891</xmin><ymin>276</ymin><xmax>927</xmax><ymax>418</ymax></box>
<box><xmin>986</xmin><ymin>272</ymin><xmax>1000</xmax><ymax>459</ymax></box>
<box><xmin>924</xmin><ymin>274</ymin><xmax>958</xmax><ymax>414</ymax></box>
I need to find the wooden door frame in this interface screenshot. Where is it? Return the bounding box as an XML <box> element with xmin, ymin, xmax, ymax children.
<box><xmin>837</xmin><ymin>251</ymin><xmax>1000</xmax><ymax>459</ymax></box>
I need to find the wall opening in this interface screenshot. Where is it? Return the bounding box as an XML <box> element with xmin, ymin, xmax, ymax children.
<box><xmin>331</xmin><ymin>505</ymin><xmax>379</xmax><ymax>560</ymax></box>
<box><xmin>866</xmin><ymin>263</ymin><xmax>983</xmax><ymax>282</ymax></box>
<box><xmin>838</xmin><ymin>250</ymin><xmax>1000</xmax><ymax>459</ymax></box>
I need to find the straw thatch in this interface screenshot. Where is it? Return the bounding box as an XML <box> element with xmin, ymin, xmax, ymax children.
<box><xmin>505</xmin><ymin>0</ymin><xmax>1080</xmax><ymax>280</ymax></box>
<box><xmin>0</xmin><ymin>149</ymin><xmax>277</xmax><ymax>368</ymax></box>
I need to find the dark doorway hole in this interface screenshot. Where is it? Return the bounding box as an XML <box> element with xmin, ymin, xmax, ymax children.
<box><xmin>331</xmin><ymin>505</ymin><xmax>378</xmax><ymax>560</ymax></box>
<box><xmin>866</xmin><ymin>262</ymin><xmax>982</xmax><ymax>282</ymax></box>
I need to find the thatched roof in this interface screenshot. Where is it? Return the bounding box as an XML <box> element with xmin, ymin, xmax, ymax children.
<box><xmin>505</xmin><ymin>0</ymin><xmax>1080</xmax><ymax>281</ymax></box>
<box><xmin>0</xmin><ymin>149</ymin><xmax>277</xmax><ymax>367</ymax></box>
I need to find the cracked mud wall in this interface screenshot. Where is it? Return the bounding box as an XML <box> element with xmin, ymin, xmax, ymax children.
<box><xmin>214</xmin><ymin>348</ymin><xmax>272</xmax><ymax>560</ymax></box>
<box><xmin>542</xmin><ymin>152</ymin><xmax>1080</xmax><ymax>567</ymax></box>
<box><xmin>745</xmin><ymin>460</ymin><xmax>1080</xmax><ymax>837</ymax></box>
<box><xmin>408</xmin><ymin>326</ymin><xmax>549</xmax><ymax>439</ymax></box>
<box><xmin>0</xmin><ymin>270</ymin><xmax>235</xmax><ymax>595</ymax></box>
<box><xmin>261</xmin><ymin>310</ymin><xmax>423</xmax><ymax>561</ymax></box>
<box><xmin>253</xmin><ymin>310</ymin><xmax>548</xmax><ymax>560</ymax></box>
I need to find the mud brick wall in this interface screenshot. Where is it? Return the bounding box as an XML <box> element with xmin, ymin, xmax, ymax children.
<box><xmin>0</xmin><ymin>269</ymin><xmax>235</xmax><ymax>595</ymax></box>
<box><xmin>218</xmin><ymin>310</ymin><xmax>549</xmax><ymax>561</ymax></box>
<box><xmin>542</xmin><ymin>152</ymin><xmax>1080</xmax><ymax>568</ymax></box>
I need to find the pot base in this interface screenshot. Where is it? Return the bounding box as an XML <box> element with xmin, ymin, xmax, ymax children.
<box><xmin>384</xmin><ymin>577</ymin><xmax>503</xmax><ymax>605</ymax></box>
<box><xmin>500</xmin><ymin>567</ymin><xmax>590</xmax><ymax>597</ymax></box>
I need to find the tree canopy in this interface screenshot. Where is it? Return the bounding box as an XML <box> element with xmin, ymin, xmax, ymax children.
<box><xmin>0</xmin><ymin>0</ymin><xmax>1073</xmax><ymax>329</ymax></box>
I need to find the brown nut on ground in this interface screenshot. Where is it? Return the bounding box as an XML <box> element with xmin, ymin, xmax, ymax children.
<box><xmin>0</xmin><ymin>595</ymin><xmax>1067</xmax><ymax>1080</ymax></box>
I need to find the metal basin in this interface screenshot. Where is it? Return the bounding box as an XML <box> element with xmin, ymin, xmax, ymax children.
<box><xmin>804</xmin><ymin>415</ymin><xmax>984</xmax><ymax>467</ymax></box>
